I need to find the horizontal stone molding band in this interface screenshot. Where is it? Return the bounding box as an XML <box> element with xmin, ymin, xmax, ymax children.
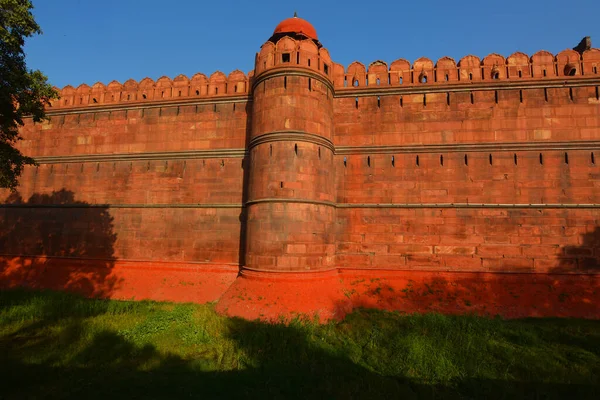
<box><xmin>0</xmin><ymin>203</ymin><xmax>243</xmax><ymax>209</ymax></box>
<box><xmin>251</xmin><ymin>67</ymin><xmax>334</xmax><ymax>93</ymax></box>
<box><xmin>4</xmin><ymin>202</ymin><xmax>600</xmax><ymax>209</ymax></box>
<box><xmin>248</xmin><ymin>131</ymin><xmax>335</xmax><ymax>152</ymax></box>
<box><xmin>335</xmin><ymin>77</ymin><xmax>600</xmax><ymax>98</ymax></box>
<box><xmin>0</xmin><ymin>254</ymin><xmax>240</xmax><ymax>270</ymax></box>
<box><xmin>336</xmin><ymin>140</ymin><xmax>600</xmax><ymax>155</ymax></box>
<box><xmin>245</xmin><ymin>198</ymin><xmax>336</xmax><ymax>208</ymax></box>
<box><xmin>336</xmin><ymin>203</ymin><xmax>600</xmax><ymax>209</ymax></box>
<box><xmin>42</xmin><ymin>95</ymin><xmax>251</xmax><ymax>117</ymax></box>
<box><xmin>33</xmin><ymin>149</ymin><xmax>247</xmax><ymax>164</ymax></box>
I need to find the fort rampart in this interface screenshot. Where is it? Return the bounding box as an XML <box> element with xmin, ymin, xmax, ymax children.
<box><xmin>2</xmin><ymin>18</ymin><xmax>599</xmax><ymax>320</ymax></box>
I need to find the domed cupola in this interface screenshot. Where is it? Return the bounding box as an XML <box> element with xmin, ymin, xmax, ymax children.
<box><xmin>268</xmin><ymin>12</ymin><xmax>322</xmax><ymax>47</ymax></box>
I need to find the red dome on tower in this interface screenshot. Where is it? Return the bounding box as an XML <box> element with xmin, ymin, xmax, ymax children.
<box><xmin>273</xmin><ymin>14</ymin><xmax>318</xmax><ymax>40</ymax></box>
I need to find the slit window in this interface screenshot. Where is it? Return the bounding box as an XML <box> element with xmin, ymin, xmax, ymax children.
<box><xmin>469</xmin><ymin>73</ymin><xmax>473</xmax><ymax>80</ymax></box>
<box><xmin>416</xmin><ymin>155</ymin><xmax>420</xmax><ymax>166</ymax></box>
<box><xmin>440</xmin><ymin>155</ymin><xmax>444</xmax><ymax>166</ymax></box>
<box><xmin>544</xmin><ymin>88</ymin><xmax>548</xmax><ymax>102</ymax></box>
<box><xmin>564</xmin><ymin>152</ymin><xmax>569</xmax><ymax>164</ymax></box>
<box><xmin>355</xmin><ymin>97</ymin><xmax>359</xmax><ymax>109</ymax></box>
<box><xmin>495</xmin><ymin>90</ymin><xmax>498</xmax><ymax>104</ymax></box>
<box><xmin>489</xmin><ymin>154</ymin><xmax>493</xmax><ymax>165</ymax></box>
<box><xmin>399</xmin><ymin>76</ymin><xmax>403</xmax><ymax>84</ymax></box>
<box><xmin>308</xmin><ymin>78</ymin><xmax>312</xmax><ymax>91</ymax></box>
<box><xmin>519</xmin><ymin>90</ymin><xmax>523</xmax><ymax>103</ymax></box>
<box><xmin>377</xmin><ymin>96</ymin><xmax>380</xmax><ymax>108</ymax></box>
<box><xmin>343</xmin><ymin>157</ymin><xmax>347</xmax><ymax>167</ymax></box>
<box><xmin>447</xmin><ymin>92</ymin><xmax>450</xmax><ymax>106</ymax></box>
<box><xmin>470</xmin><ymin>92</ymin><xmax>474</xmax><ymax>104</ymax></box>
<box><xmin>294</xmin><ymin>143</ymin><xmax>298</xmax><ymax>155</ymax></box>
<box><xmin>594</xmin><ymin>66</ymin><xmax>598</xmax><ymax>74</ymax></box>
<box><xmin>391</xmin><ymin>156</ymin><xmax>395</xmax><ymax>167</ymax></box>
<box><xmin>514</xmin><ymin>153</ymin><xmax>518</xmax><ymax>165</ymax></box>
<box><xmin>569</xmin><ymin>87</ymin><xmax>574</xmax><ymax>101</ymax></box>
<box><xmin>282</xmin><ymin>53</ymin><xmax>290</xmax><ymax>63</ymax></box>
<box><xmin>324</xmin><ymin>63</ymin><xmax>329</xmax><ymax>74</ymax></box>
<box><xmin>445</xmin><ymin>74</ymin><xmax>449</xmax><ymax>81</ymax></box>
<box><xmin>367</xmin><ymin>156</ymin><xmax>371</xmax><ymax>167</ymax></box>
<box><xmin>284</xmin><ymin>76</ymin><xmax>287</xmax><ymax>89</ymax></box>
<box><xmin>518</xmin><ymin>70</ymin><xmax>522</xmax><ymax>78</ymax></box>
<box><xmin>308</xmin><ymin>59</ymin><xmax>311</xmax><ymax>67</ymax></box>
<box><xmin>539</xmin><ymin>153</ymin><xmax>543</xmax><ymax>165</ymax></box>
<box><xmin>400</xmin><ymin>96</ymin><xmax>403</xmax><ymax>107</ymax></box>
<box><xmin>592</xmin><ymin>152</ymin><xmax>596</xmax><ymax>165</ymax></box>
<box><xmin>464</xmin><ymin>154</ymin><xmax>468</xmax><ymax>166</ymax></box>
<box><xmin>543</xmin><ymin>69</ymin><xmax>547</xmax><ymax>77</ymax></box>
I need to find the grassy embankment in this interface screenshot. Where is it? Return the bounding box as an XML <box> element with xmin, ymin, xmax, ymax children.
<box><xmin>0</xmin><ymin>289</ymin><xmax>598</xmax><ymax>399</ymax></box>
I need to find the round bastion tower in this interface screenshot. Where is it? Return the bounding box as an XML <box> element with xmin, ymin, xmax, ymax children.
<box><xmin>217</xmin><ymin>15</ymin><xmax>340</xmax><ymax>319</ymax></box>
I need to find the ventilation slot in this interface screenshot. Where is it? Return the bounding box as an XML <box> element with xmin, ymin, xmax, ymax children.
<box><xmin>376</xmin><ymin>78</ymin><xmax>380</xmax><ymax>85</ymax></box>
<box><xmin>489</xmin><ymin>154</ymin><xmax>493</xmax><ymax>165</ymax></box>
<box><xmin>391</xmin><ymin>156</ymin><xmax>395</xmax><ymax>167</ymax></box>
<box><xmin>284</xmin><ymin>76</ymin><xmax>287</xmax><ymax>89</ymax></box>
<box><xmin>423</xmin><ymin>94</ymin><xmax>427</xmax><ymax>107</ymax></box>
<box><xmin>519</xmin><ymin>90</ymin><xmax>523</xmax><ymax>103</ymax></box>
<box><xmin>464</xmin><ymin>154</ymin><xmax>468</xmax><ymax>166</ymax></box>
<box><xmin>539</xmin><ymin>153</ymin><xmax>543</xmax><ymax>165</ymax></box>
<box><xmin>440</xmin><ymin>155</ymin><xmax>444</xmax><ymax>166</ymax></box>
<box><xmin>294</xmin><ymin>143</ymin><xmax>298</xmax><ymax>155</ymax></box>
<box><xmin>416</xmin><ymin>155</ymin><xmax>420</xmax><ymax>166</ymax></box>
<box><xmin>544</xmin><ymin>88</ymin><xmax>548</xmax><ymax>102</ymax></box>
<box><xmin>592</xmin><ymin>152</ymin><xmax>596</xmax><ymax>165</ymax></box>
<box><xmin>518</xmin><ymin>70</ymin><xmax>522</xmax><ymax>78</ymax></box>
<box><xmin>400</xmin><ymin>96</ymin><xmax>403</xmax><ymax>107</ymax></box>
<box><xmin>318</xmin><ymin>147</ymin><xmax>321</xmax><ymax>159</ymax></box>
<box><xmin>543</xmin><ymin>69</ymin><xmax>547</xmax><ymax>77</ymax></box>
<box><xmin>446</xmin><ymin>93</ymin><xmax>450</xmax><ymax>106</ymax></box>
<box><xmin>308</xmin><ymin>78</ymin><xmax>312</xmax><ymax>91</ymax></box>
<box><xmin>594</xmin><ymin>66</ymin><xmax>598</xmax><ymax>74</ymax></box>
<box><xmin>569</xmin><ymin>87</ymin><xmax>574</xmax><ymax>101</ymax></box>
<box><xmin>270</xmin><ymin>144</ymin><xmax>272</xmax><ymax>157</ymax></box>
<box><xmin>367</xmin><ymin>156</ymin><xmax>371</xmax><ymax>167</ymax></box>
<box><xmin>297</xmin><ymin>52</ymin><xmax>300</xmax><ymax>64</ymax></box>
<box><xmin>494</xmin><ymin>90</ymin><xmax>498</xmax><ymax>104</ymax></box>
<box><xmin>564</xmin><ymin>152</ymin><xmax>569</xmax><ymax>164</ymax></box>
<box><xmin>470</xmin><ymin>92</ymin><xmax>474</xmax><ymax>104</ymax></box>
<box><xmin>280</xmin><ymin>181</ymin><xmax>284</xmax><ymax>188</ymax></box>
<box><xmin>469</xmin><ymin>73</ymin><xmax>473</xmax><ymax>81</ymax></box>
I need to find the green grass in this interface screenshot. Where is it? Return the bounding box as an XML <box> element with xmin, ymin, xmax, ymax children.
<box><xmin>1</xmin><ymin>289</ymin><xmax>599</xmax><ymax>399</ymax></box>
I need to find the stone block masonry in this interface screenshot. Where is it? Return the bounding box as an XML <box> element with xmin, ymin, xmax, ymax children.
<box><xmin>2</xmin><ymin>16</ymin><xmax>600</xmax><ymax>320</ymax></box>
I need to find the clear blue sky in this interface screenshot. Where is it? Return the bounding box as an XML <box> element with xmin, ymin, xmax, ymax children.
<box><xmin>24</xmin><ymin>0</ymin><xmax>600</xmax><ymax>89</ymax></box>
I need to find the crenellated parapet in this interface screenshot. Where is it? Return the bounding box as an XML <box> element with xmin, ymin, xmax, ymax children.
<box><xmin>254</xmin><ymin>36</ymin><xmax>333</xmax><ymax>79</ymax></box>
<box><xmin>332</xmin><ymin>48</ymin><xmax>600</xmax><ymax>89</ymax></box>
<box><xmin>50</xmin><ymin>69</ymin><xmax>252</xmax><ymax>109</ymax></box>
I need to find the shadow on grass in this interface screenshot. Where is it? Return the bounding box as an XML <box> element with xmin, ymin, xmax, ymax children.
<box><xmin>1</xmin><ymin>289</ymin><xmax>599</xmax><ymax>400</ymax></box>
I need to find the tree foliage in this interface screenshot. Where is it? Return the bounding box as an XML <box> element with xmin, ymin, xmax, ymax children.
<box><xmin>0</xmin><ymin>0</ymin><xmax>58</xmax><ymax>190</ymax></box>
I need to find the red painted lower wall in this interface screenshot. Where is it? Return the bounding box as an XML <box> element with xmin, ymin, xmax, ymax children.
<box><xmin>1</xmin><ymin>257</ymin><xmax>598</xmax><ymax>321</ymax></box>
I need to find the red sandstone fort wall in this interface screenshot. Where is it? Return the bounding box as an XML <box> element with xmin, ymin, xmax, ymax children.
<box><xmin>2</xmin><ymin>39</ymin><xmax>600</xmax><ymax>314</ymax></box>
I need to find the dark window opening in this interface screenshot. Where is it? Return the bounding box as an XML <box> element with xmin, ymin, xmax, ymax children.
<box><xmin>400</xmin><ymin>96</ymin><xmax>403</xmax><ymax>107</ymax></box>
<box><xmin>367</xmin><ymin>156</ymin><xmax>371</xmax><ymax>167</ymax></box>
<box><xmin>440</xmin><ymin>155</ymin><xmax>444</xmax><ymax>166</ymax></box>
<box><xmin>567</xmin><ymin>67</ymin><xmax>576</xmax><ymax>76</ymax></box>
<box><xmin>447</xmin><ymin>92</ymin><xmax>450</xmax><ymax>106</ymax></box>
<box><xmin>518</xmin><ymin>70</ymin><xmax>522</xmax><ymax>78</ymax></box>
<box><xmin>215</xmin><ymin>87</ymin><xmax>218</xmax><ymax>95</ymax></box>
<box><xmin>318</xmin><ymin>147</ymin><xmax>321</xmax><ymax>159</ymax></box>
<box><xmin>592</xmin><ymin>152</ymin><xmax>596</xmax><ymax>165</ymax></box>
<box><xmin>464</xmin><ymin>154</ymin><xmax>468</xmax><ymax>166</ymax></box>
<box><xmin>519</xmin><ymin>90</ymin><xmax>523</xmax><ymax>103</ymax></box>
<box><xmin>569</xmin><ymin>87</ymin><xmax>574</xmax><ymax>101</ymax></box>
<box><xmin>376</xmin><ymin>78</ymin><xmax>381</xmax><ymax>85</ymax></box>
<box><xmin>544</xmin><ymin>88</ymin><xmax>548</xmax><ymax>102</ymax></box>
<box><xmin>420</xmin><ymin>74</ymin><xmax>427</xmax><ymax>83</ymax></box>
<box><xmin>308</xmin><ymin>78</ymin><xmax>312</xmax><ymax>91</ymax></box>
<box><xmin>423</xmin><ymin>94</ymin><xmax>426</xmax><ymax>106</ymax></box>
<box><xmin>195</xmin><ymin>90</ymin><xmax>199</xmax><ymax>96</ymax></box>
<box><xmin>270</xmin><ymin>144</ymin><xmax>272</xmax><ymax>157</ymax></box>
<box><xmin>445</xmin><ymin>74</ymin><xmax>449</xmax><ymax>81</ymax></box>
<box><xmin>470</xmin><ymin>92</ymin><xmax>474</xmax><ymax>104</ymax></box>
<box><xmin>543</xmin><ymin>69</ymin><xmax>547</xmax><ymax>77</ymax></box>
<box><xmin>344</xmin><ymin>77</ymin><xmax>348</xmax><ymax>87</ymax></box>
<box><xmin>284</xmin><ymin>76</ymin><xmax>287</xmax><ymax>89</ymax></box>
<box><xmin>539</xmin><ymin>153</ymin><xmax>543</xmax><ymax>165</ymax></box>
<box><xmin>324</xmin><ymin>63</ymin><xmax>329</xmax><ymax>74</ymax></box>
<box><xmin>489</xmin><ymin>154</ymin><xmax>493</xmax><ymax>165</ymax></box>
<box><xmin>343</xmin><ymin>157</ymin><xmax>347</xmax><ymax>167</ymax></box>
<box><xmin>353</xmin><ymin>79</ymin><xmax>359</xmax><ymax>87</ymax></box>
<box><xmin>377</xmin><ymin>96</ymin><xmax>380</xmax><ymax>108</ymax></box>
<box><xmin>127</xmin><ymin>94</ymin><xmax>130</xmax><ymax>100</ymax></box>
<box><xmin>282</xmin><ymin>53</ymin><xmax>290</xmax><ymax>63</ymax></box>
<box><xmin>308</xmin><ymin>59</ymin><xmax>311</xmax><ymax>67</ymax></box>
<box><xmin>355</xmin><ymin>97</ymin><xmax>359</xmax><ymax>109</ymax></box>
<box><xmin>492</xmin><ymin>71</ymin><xmax>499</xmax><ymax>79</ymax></box>
<box><xmin>296</xmin><ymin>52</ymin><xmax>300</xmax><ymax>64</ymax></box>
<box><xmin>416</xmin><ymin>155</ymin><xmax>420</xmax><ymax>166</ymax></box>
<box><xmin>594</xmin><ymin>66</ymin><xmax>598</xmax><ymax>74</ymax></box>
<box><xmin>178</xmin><ymin>90</ymin><xmax>181</xmax><ymax>97</ymax></box>
<box><xmin>294</xmin><ymin>143</ymin><xmax>298</xmax><ymax>155</ymax></box>
<box><xmin>468</xmin><ymin>73</ymin><xmax>473</xmax><ymax>80</ymax></box>
<box><xmin>280</xmin><ymin>181</ymin><xmax>283</xmax><ymax>188</ymax></box>
<box><xmin>514</xmin><ymin>153</ymin><xmax>518</xmax><ymax>165</ymax></box>
<box><xmin>391</xmin><ymin>155</ymin><xmax>395</xmax><ymax>167</ymax></box>
<box><xmin>495</xmin><ymin>90</ymin><xmax>498</xmax><ymax>104</ymax></box>
<box><xmin>399</xmin><ymin>76</ymin><xmax>403</xmax><ymax>84</ymax></box>
<box><xmin>564</xmin><ymin>152</ymin><xmax>569</xmax><ymax>164</ymax></box>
